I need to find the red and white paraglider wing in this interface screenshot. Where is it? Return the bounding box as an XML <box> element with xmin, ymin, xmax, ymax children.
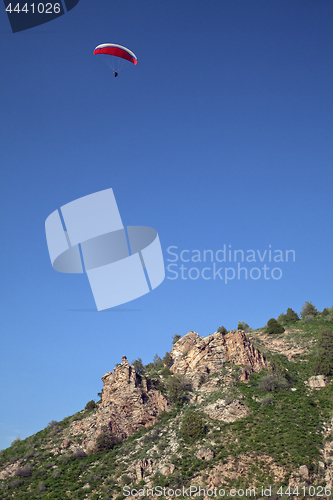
<box><xmin>93</xmin><ymin>43</ymin><xmax>137</xmax><ymax>65</ymax></box>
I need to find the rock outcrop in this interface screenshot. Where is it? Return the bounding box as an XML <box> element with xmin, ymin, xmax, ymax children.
<box><xmin>305</xmin><ymin>375</ymin><xmax>328</xmax><ymax>389</ymax></box>
<box><xmin>203</xmin><ymin>398</ymin><xmax>250</xmax><ymax>422</ymax></box>
<box><xmin>136</xmin><ymin>458</ymin><xmax>154</xmax><ymax>481</ymax></box>
<box><xmin>68</xmin><ymin>356</ymin><xmax>171</xmax><ymax>452</ymax></box>
<box><xmin>170</xmin><ymin>330</ymin><xmax>267</xmax><ymax>386</ymax></box>
<box><xmin>68</xmin><ymin>331</ymin><xmax>266</xmax><ymax>450</ymax></box>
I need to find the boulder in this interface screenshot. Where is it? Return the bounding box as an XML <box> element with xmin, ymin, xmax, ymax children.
<box><xmin>159</xmin><ymin>463</ymin><xmax>175</xmax><ymax>475</ymax></box>
<box><xmin>61</xmin><ymin>438</ymin><xmax>71</xmax><ymax>449</ymax></box>
<box><xmin>306</xmin><ymin>375</ymin><xmax>328</xmax><ymax>389</ymax></box>
<box><xmin>196</xmin><ymin>448</ymin><xmax>215</xmax><ymax>461</ymax></box>
<box><xmin>299</xmin><ymin>465</ymin><xmax>309</xmax><ymax>479</ymax></box>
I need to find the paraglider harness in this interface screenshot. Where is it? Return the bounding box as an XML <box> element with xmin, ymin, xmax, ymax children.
<box><xmin>113</xmin><ymin>71</ymin><xmax>118</xmax><ymax>77</ymax></box>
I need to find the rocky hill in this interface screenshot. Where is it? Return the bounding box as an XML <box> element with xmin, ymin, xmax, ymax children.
<box><xmin>1</xmin><ymin>316</ymin><xmax>333</xmax><ymax>500</ymax></box>
<box><xmin>68</xmin><ymin>356</ymin><xmax>171</xmax><ymax>453</ymax></box>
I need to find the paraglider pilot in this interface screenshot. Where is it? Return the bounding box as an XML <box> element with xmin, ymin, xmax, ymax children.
<box><xmin>93</xmin><ymin>44</ymin><xmax>138</xmax><ymax>77</ymax></box>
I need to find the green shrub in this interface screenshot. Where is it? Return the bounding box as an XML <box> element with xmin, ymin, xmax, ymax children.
<box><xmin>47</xmin><ymin>420</ymin><xmax>59</xmax><ymax>429</ymax></box>
<box><xmin>266</xmin><ymin>318</ymin><xmax>284</xmax><ymax>334</ymax></box>
<box><xmin>15</xmin><ymin>464</ymin><xmax>33</xmax><ymax>477</ymax></box>
<box><xmin>122</xmin><ymin>474</ymin><xmax>131</xmax><ymax>485</ymax></box>
<box><xmin>260</xmin><ymin>395</ymin><xmax>274</xmax><ymax>406</ymax></box>
<box><xmin>322</xmin><ymin>308</ymin><xmax>330</xmax><ymax>317</ymax></box>
<box><xmin>9</xmin><ymin>479</ymin><xmax>22</xmax><ymax>488</ymax></box>
<box><xmin>277</xmin><ymin>313</ymin><xmax>287</xmax><ymax>324</ymax></box>
<box><xmin>143</xmin><ymin>361</ymin><xmax>154</xmax><ymax>372</ymax></box>
<box><xmin>157</xmin><ymin>441</ymin><xmax>168</xmax><ymax>452</ymax></box>
<box><xmin>161</xmin><ymin>366</ymin><xmax>172</xmax><ymax>377</ymax></box>
<box><xmin>143</xmin><ymin>429</ymin><xmax>159</xmax><ymax>443</ymax></box>
<box><xmin>85</xmin><ymin>400</ymin><xmax>97</xmax><ymax>411</ymax></box>
<box><xmin>198</xmin><ymin>373</ymin><xmax>207</xmax><ymax>387</ymax></box>
<box><xmin>162</xmin><ymin>352</ymin><xmax>173</xmax><ymax>367</ymax></box>
<box><xmin>237</xmin><ymin>321</ymin><xmax>250</xmax><ymax>331</ymax></box>
<box><xmin>157</xmin><ymin>410</ymin><xmax>176</xmax><ymax>424</ymax></box>
<box><xmin>224</xmin><ymin>395</ymin><xmax>234</xmax><ymax>405</ymax></box>
<box><xmin>165</xmin><ymin>375</ymin><xmax>192</xmax><ymax>406</ymax></box>
<box><xmin>258</xmin><ymin>375</ymin><xmax>289</xmax><ymax>392</ymax></box>
<box><xmin>181</xmin><ymin>412</ymin><xmax>205</xmax><ymax>443</ymax></box>
<box><xmin>217</xmin><ymin>326</ymin><xmax>227</xmax><ymax>334</ymax></box>
<box><xmin>132</xmin><ymin>358</ymin><xmax>144</xmax><ymax>375</ymax></box>
<box><xmin>153</xmin><ymin>354</ymin><xmax>162</xmax><ymax>367</ymax></box>
<box><xmin>73</xmin><ymin>448</ymin><xmax>86</xmax><ymax>459</ymax></box>
<box><xmin>300</xmin><ymin>301</ymin><xmax>318</xmax><ymax>319</ymax></box>
<box><xmin>269</xmin><ymin>357</ymin><xmax>290</xmax><ymax>380</ymax></box>
<box><xmin>277</xmin><ymin>307</ymin><xmax>299</xmax><ymax>323</ymax></box>
<box><xmin>313</xmin><ymin>329</ymin><xmax>333</xmax><ymax>376</ymax></box>
<box><xmin>37</xmin><ymin>482</ymin><xmax>46</xmax><ymax>492</ymax></box>
<box><xmin>313</xmin><ymin>356</ymin><xmax>333</xmax><ymax>376</ymax></box>
<box><xmin>172</xmin><ymin>334</ymin><xmax>181</xmax><ymax>345</ymax></box>
<box><xmin>285</xmin><ymin>308</ymin><xmax>299</xmax><ymax>322</ymax></box>
<box><xmin>95</xmin><ymin>433</ymin><xmax>115</xmax><ymax>452</ymax></box>
<box><xmin>33</xmin><ymin>469</ymin><xmax>47</xmax><ymax>477</ymax></box>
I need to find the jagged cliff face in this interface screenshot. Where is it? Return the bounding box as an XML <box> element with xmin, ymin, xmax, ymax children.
<box><xmin>68</xmin><ymin>331</ymin><xmax>266</xmax><ymax>451</ymax></box>
<box><xmin>170</xmin><ymin>330</ymin><xmax>267</xmax><ymax>386</ymax></box>
<box><xmin>69</xmin><ymin>356</ymin><xmax>171</xmax><ymax>452</ymax></box>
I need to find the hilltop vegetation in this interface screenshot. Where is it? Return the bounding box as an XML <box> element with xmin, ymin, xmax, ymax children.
<box><xmin>0</xmin><ymin>303</ymin><xmax>333</xmax><ymax>500</ymax></box>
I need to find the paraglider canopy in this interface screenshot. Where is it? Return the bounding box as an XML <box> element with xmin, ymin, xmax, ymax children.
<box><xmin>93</xmin><ymin>43</ymin><xmax>138</xmax><ymax>65</ymax></box>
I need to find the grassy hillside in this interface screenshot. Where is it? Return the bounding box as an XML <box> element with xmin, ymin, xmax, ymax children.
<box><xmin>1</xmin><ymin>312</ymin><xmax>333</xmax><ymax>500</ymax></box>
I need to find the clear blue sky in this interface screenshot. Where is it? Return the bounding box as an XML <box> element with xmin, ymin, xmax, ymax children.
<box><xmin>0</xmin><ymin>0</ymin><xmax>332</xmax><ymax>450</ymax></box>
